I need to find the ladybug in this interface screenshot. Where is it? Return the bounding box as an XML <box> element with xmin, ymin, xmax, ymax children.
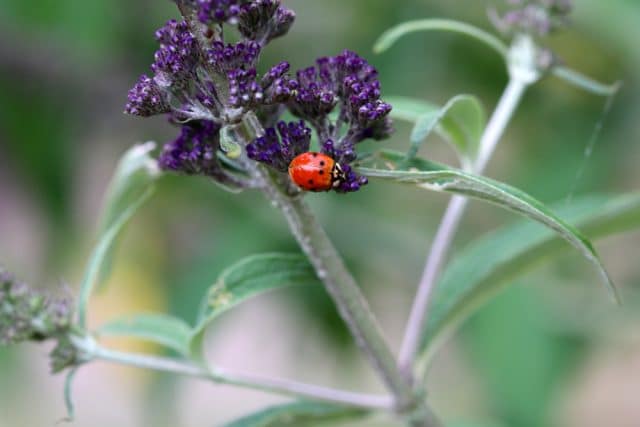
<box><xmin>288</xmin><ymin>152</ymin><xmax>345</xmax><ymax>192</ymax></box>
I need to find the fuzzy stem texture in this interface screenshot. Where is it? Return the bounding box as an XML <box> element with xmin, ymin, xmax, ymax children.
<box><xmin>398</xmin><ymin>76</ymin><xmax>529</xmax><ymax>379</ymax></box>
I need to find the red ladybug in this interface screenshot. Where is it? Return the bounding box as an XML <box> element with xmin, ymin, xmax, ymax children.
<box><xmin>288</xmin><ymin>152</ymin><xmax>344</xmax><ymax>192</ymax></box>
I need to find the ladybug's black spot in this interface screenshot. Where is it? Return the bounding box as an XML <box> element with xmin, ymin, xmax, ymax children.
<box><xmin>308</xmin><ymin>179</ymin><xmax>314</xmax><ymax>185</ymax></box>
<box><xmin>312</xmin><ymin>152</ymin><xmax>318</xmax><ymax>157</ymax></box>
<box><xmin>319</xmin><ymin>170</ymin><xmax>324</xmax><ymax>175</ymax></box>
<box><xmin>319</xmin><ymin>161</ymin><xmax>326</xmax><ymax>166</ymax></box>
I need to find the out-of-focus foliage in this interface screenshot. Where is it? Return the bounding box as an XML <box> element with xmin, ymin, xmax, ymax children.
<box><xmin>1</xmin><ymin>1</ymin><xmax>639</xmax><ymax>426</ymax></box>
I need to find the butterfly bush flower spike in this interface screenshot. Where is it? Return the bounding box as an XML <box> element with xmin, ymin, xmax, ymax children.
<box><xmin>125</xmin><ymin>0</ymin><xmax>394</xmax><ymax>194</ymax></box>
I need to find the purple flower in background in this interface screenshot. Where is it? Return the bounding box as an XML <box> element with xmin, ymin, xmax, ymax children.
<box><xmin>491</xmin><ymin>0</ymin><xmax>573</xmax><ymax>36</ymax></box>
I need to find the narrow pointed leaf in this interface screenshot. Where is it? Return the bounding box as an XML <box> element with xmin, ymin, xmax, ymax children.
<box><xmin>359</xmin><ymin>164</ymin><xmax>619</xmax><ymax>304</ymax></box>
<box><xmin>417</xmin><ymin>193</ymin><xmax>640</xmax><ymax>374</ymax></box>
<box><xmin>374</xmin><ymin>19</ymin><xmax>508</xmax><ymax>59</ymax></box>
<box><xmin>189</xmin><ymin>254</ymin><xmax>320</xmax><ymax>359</ymax></box>
<box><xmin>407</xmin><ymin>95</ymin><xmax>485</xmax><ymax>168</ymax></box>
<box><xmin>98</xmin><ymin>142</ymin><xmax>160</xmax><ymax>234</ymax></box>
<box><xmin>387</xmin><ymin>96</ymin><xmax>438</xmax><ymax>123</ymax></box>
<box><xmin>552</xmin><ymin>66</ymin><xmax>622</xmax><ymax>97</ymax></box>
<box><xmin>77</xmin><ymin>143</ymin><xmax>159</xmax><ymax>327</ymax></box>
<box><xmin>223</xmin><ymin>401</ymin><xmax>366</xmax><ymax>427</ymax></box>
<box><xmin>97</xmin><ymin>314</ymin><xmax>191</xmax><ymax>356</ymax></box>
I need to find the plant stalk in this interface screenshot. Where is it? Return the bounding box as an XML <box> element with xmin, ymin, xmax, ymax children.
<box><xmin>236</xmin><ymin>114</ymin><xmax>443</xmax><ymax>423</ymax></box>
<box><xmin>239</xmin><ymin>116</ymin><xmax>414</xmax><ymax>410</ymax></box>
<box><xmin>87</xmin><ymin>345</ymin><xmax>393</xmax><ymax>410</ymax></box>
<box><xmin>398</xmin><ymin>76</ymin><xmax>529</xmax><ymax>378</ymax></box>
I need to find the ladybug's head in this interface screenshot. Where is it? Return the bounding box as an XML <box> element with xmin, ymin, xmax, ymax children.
<box><xmin>331</xmin><ymin>162</ymin><xmax>347</xmax><ymax>189</ymax></box>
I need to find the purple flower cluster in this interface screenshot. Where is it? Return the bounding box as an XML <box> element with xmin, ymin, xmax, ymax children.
<box><xmin>292</xmin><ymin>50</ymin><xmax>392</xmax><ymax>192</ymax></box>
<box><xmin>207</xmin><ymin>41</ymin><xmax>261</xmax><ymax>74</ymax></box>
<box><xmin>228</xmin><ymin>62</ymin><xmax>297</xmax><ymax>109</ymax></box>
<box><xmin>244</xmin><ymin>50</ymin><xmax>393</xmax><ymax>193</ymax></box>
<box><xmin>153</xmin><ymin>19</ymin><xmax>200</xmax><ymax>88</ymax></box>
<box><xmin>491</xmin><ymin>0</ymin><xmax>573</xmax><ymax>36</ymax></box>
<box><xmin>159</xmin><ymin>120</ymin><xmax>222</xmax><ymax>176</ymax></box>
<box><xmin>290</xmin><ymin>50</ymin><xmax>393</xmax><ymax>141</ymax></box>
<box><xmin>237</xmin><ymin>0</ymin><xmax>296</xmax><ymax>44</ymax></box>
<box><xmin>246</xmin><ymin>121</ymin><xmax>311</xmax><ymax>171</ymax></box>
<box><xmin>125</xmin><ymin>75</ymin><xmax>171</xmax><ymax>117</ymax></box>
<box><xmin>125</xmin><ymin>1</ymin><xmax>394</xmax><ymax>194</ymax></box>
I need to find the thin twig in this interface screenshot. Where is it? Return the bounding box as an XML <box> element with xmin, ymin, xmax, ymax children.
<box><xmin>90</xmin><ymin>345</ymin><xmax>394</xmax><ymax>410</ymax></box>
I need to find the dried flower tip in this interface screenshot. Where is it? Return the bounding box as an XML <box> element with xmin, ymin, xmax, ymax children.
<box><xmin>50</xmin><ymin>336</ymin><xmax>79</xmax><ymax>373</ymax></box>
<box><xmin>0</xmin><ymin>270</ymin><xmax>74</xmax><ymax>347</ymax></box>
<box><xmin>238</xmin><ymin>0</ymin><xmax>296</xmax><ymax>44</ymax></box>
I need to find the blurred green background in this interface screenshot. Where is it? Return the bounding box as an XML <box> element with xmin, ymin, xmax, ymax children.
<box><xmin>1</xmin><ymin>1</ymin><xmax>639</xmax><ymax>426</ymax></box>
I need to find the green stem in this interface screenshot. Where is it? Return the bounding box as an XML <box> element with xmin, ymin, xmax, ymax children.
<box><xmin>239</xmin><ymin>114</ymin><xmax>425</xmax><ymax>414</ymax></box>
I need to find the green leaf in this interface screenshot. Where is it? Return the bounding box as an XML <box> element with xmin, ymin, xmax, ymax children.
<box><xmin>77</xmin><ymin>143</ymin><xmax>159</xmax><ymax>328</ymax></box>
<box><xmin>387</xmin><ymin>96</ymin><xmax>438</xmax><ymax>123</ymax></box>
<box><xmin>359</xmin><ymin>164</ymin><xmax>619</xmax><ymax>305</ymax></box>
<box><xmin>407</xmin><ymin>95</ymin><xmax>486</xmax><ymax>169</ymax></box>
<box><xmin>376</xmin><ymin>148</ymin><xmax>452</xmax><ymax>172</ymax></box>
<box><xmin>189</xmin><ymin>254</ymin><xmax>320</xmax><ymax>359</ymax></box>
<box><xmin>417</xmin><ymin>193</ymin><xmax>640</xmax><ymax>373</ymax></box>
<box><xmin>97</xmin><ymin>314</ymin><xmax>192</xmax><ymax>356</ymax></box>
<box><xmin>552</xmin><ymin>66</ymin><xmax>622</xmax><ymax>97</ymax></box>
<box><xmin>374</xmin><ymin>19</ymin><xmax>508</xmax><ymax>59</ymax></box>
<box><xmin>222</xmin><ymin>401</ymin><xmax>367</xmax><ymax>427</ymax></box>
<box><xmin>98</xmin><ymin>142</ymin><xmax>160</xmax><ymax>235</ymax></box>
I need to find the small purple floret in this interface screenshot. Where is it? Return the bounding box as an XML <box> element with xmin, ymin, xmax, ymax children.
<box><xmin>246</xmin><ymin>120</ymin><xmax>311</xmax><ymax>171</ymax></box>
<box><xmin>151</xmin><ymin>20</ymin><xmax>200</xmax><ymax>88</ymax></box>
<box><xmin>195</xmin><ymin>0</ymin><xmax>247</xmax><ymax>24</ymax></box>
<box><xmin>207</xmin><ymin>41</ymin><xmax>261</xmax><ymax>74</ymax></box>
<box><xmin>125</xmin><ymin>75</ymin><xmax>171</xmax><ymax>116</ymax></box>
<box><xmin>159</xmin><ymin>120</ymin><xmax>222</xmax><ymax>176</ymax></box>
